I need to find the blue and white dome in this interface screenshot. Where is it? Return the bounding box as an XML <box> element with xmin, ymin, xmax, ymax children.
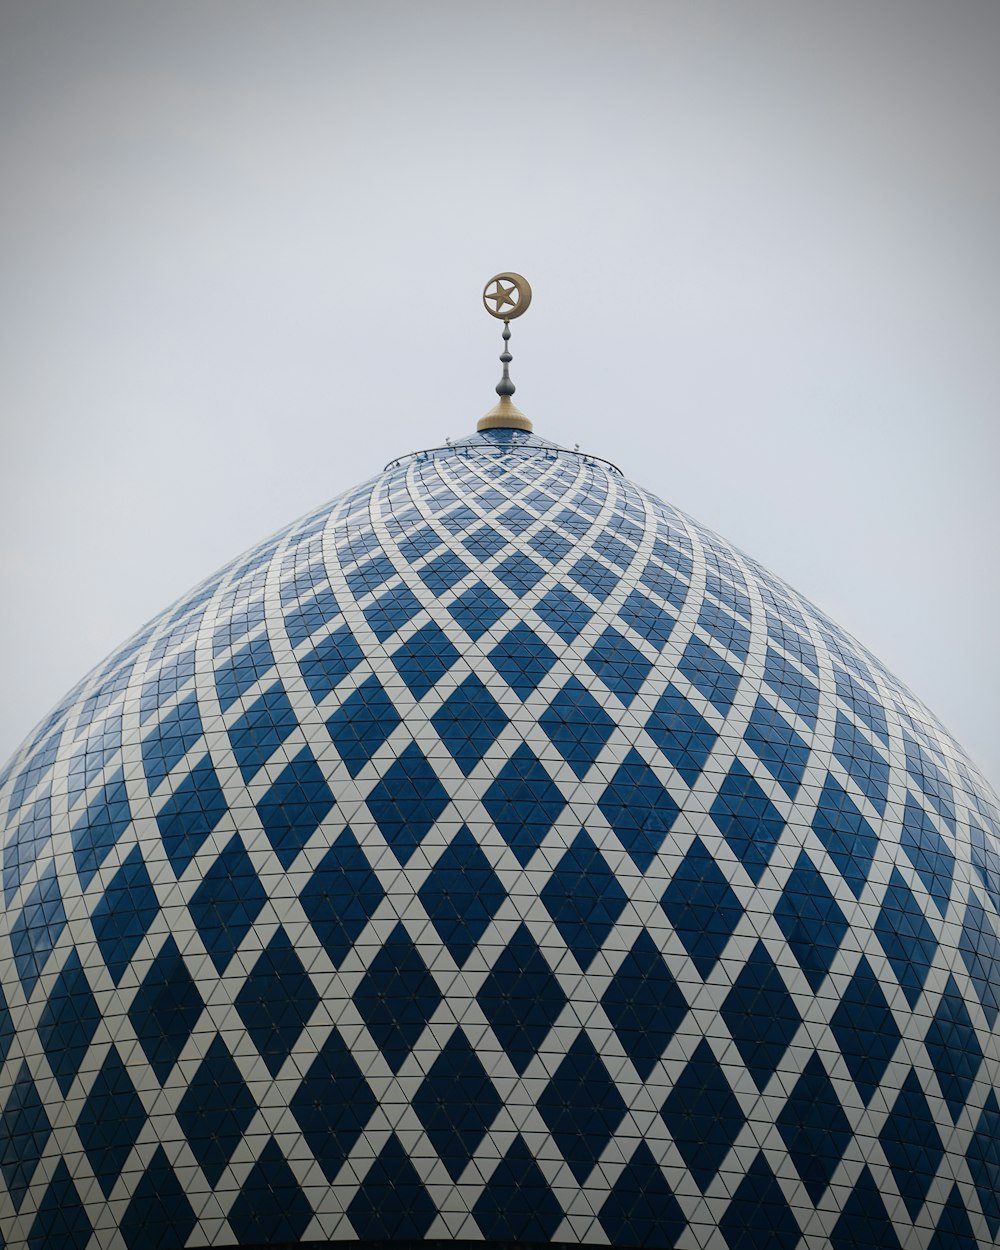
<box><xmin>1</xmin><ymin>426</ymin><xmax>998</xmax><ymax>1250</ymax></box>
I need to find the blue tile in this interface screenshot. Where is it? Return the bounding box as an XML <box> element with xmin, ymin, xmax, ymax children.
<box><xmin>875</xmin><ymin>869</ymin><xmax>938</xmax><ymax>1007</ymax></box>
<box><xmin>300</xmin><ymin>829</ymin><xmax>384</xmax><ymax>968</ymax></box>
<box><xmin>139</xmin><ymin>647</ymin><xmax>195</xmax><ymax>725</ymax></box>
<box><xmin>763</xmin><ymin>647</ymin><xmax>819</xmax><ymax>725</ymax></box>
<box><xmin>77</xmin><ymin>1046</ymin><xmax>147</xmax><ymax>1197</ymax></box>
<box><xmin>812</xmin><ymin>773</ymin><xmax>878</xmax><ymax>899</ymax></box>
<box><xmin>927</xmin><ymin>1186</ymin><xmax>979</xmax><ymax>1250</ymax></box>
<box><xmin>645</xmin><ymin>684</ymin><xmax>718</xmax><ymax>787</ymax></box>
<box><xmin>679</xmin><ymin>635</ymin><xmax>741</xmax><ymax>715</ymax></box>
<box><xmin>26</xmin><ymin>1159</ymin><xmax>91</xmax><ymax>1250</ymax></box>
<box><xmin>534</xmin><ymin>584</ymin><xmax>592</xmax><ymax>642</ymax></box>
<box><xmin>4</xmin><ymin>792</ymin><xmax>53</xmax><ymax>902</ymax></box>
<box><xmin>834</xmin><ymin>712</ymin><xmax>889</xmax><ymax>814</ymax></box>
<box><xmin>142</xmin><ymin>692</ymin><xmax>202</xmax><ymax>792</ymax></box>
<box><xmin>966</xmin><ymin>1091</ymin><xmax>1000</xmax><ymax>1238</ymax></box>
<box><xmin>710</xmin><ymin>761</ymin><xmax>785</xmax><ymax>884</ymax></box>
<box><xmin>831</xmin><ymin>1166</ymin><xmax>902</xmax><ymax>1250</ymax></box>
<box><xmin>235</xmin><ymin>928</ymin><xmax>319</xmax><ymax>1075</ymax></box>
<box><xmin>347</xmin><ymin>1134</ymin><xmax>436</xmax><ymax>1240</ymax></box>
<box><xmin>744</xmin><ymin>697</ymin><xmax>810</xmax><ymax>799</ymax></box>
<box><xmin>391</xmin><ymin>622</ymin><xmax>460</xmax><ymax>699</ymax></box>
<box><xmin>477</xmin><ymin>924</ymin><xmax>566</xmax><ymax>1073</ymax></box>
<box><xmin>290</xmin><ymin>1027</ymin><xmax>376</xmax><ymax>1181</ymax></box>
<box><xmin>297</xmin><ymin>624</ymin><xmax>364</xmax><ymax>702</ymax></box>
<box><xmin>418</xmin><ymin>550</ymin><xmax>470</xmax><ymax>594</ymax></box>
<box><xmin>418</xmin><ymin>826</ymin><xmax>506</xmax><ymax>966</ymax></box>
<box><xmin>721</xmin><ymin>941</ymin><xmax>801</xmax><ymax>1091</ymax></box>
<box><xmin>413</xmin><ymin>1028</ymin><xmax>502</xmax><ymax>1179</ymax></box>
<box><xmin>120</xmin><ymin>1146</ymin><xmax>196</xmax><ymax>1250</ymax></box>
<box><xmin>228</xmin><ymin>681</ymin><xmax>298</xmax><ymax>781</ymax></box>
<box><xmin>129</xmin><ymin>936</ymin><xmax>203</xmax><ymax>1083</ymax></box>
<box><xmin>70</xmin><ymin>772</ymin><xmax>131</xmax><ymax>890</ymax></box>
<box><xmin>617</xmin><ymin>588</ymin><xmax>675</xmax><ymax>650</ymax></box>
<box><xmin>255</xmin><ymin>746</ymin><xmax>335</xmax><ymax>867</ymax></box>
<box><xmin>326</xmin><ymin>675</ymin><xmax>401</xmax><ymax>778</ymax></box>
<box><xmin>777</xmin><ymin>1053</ymin><xmax>852</xmax><ymax>1202</ymax></box>
<box><xmin>176</xmin><ymin>1035</ymin><xmax>257</xmax><ymax>1186</ymax></box>
<box><xmin>901</xmin><ymin>792</ymin><xmax>955</xmax><ymax>914</ymax></box>
<box><xmin>541</xmin><ymin>830</ymin><xmax>628</xmax><ymax>970</ymax></box>
<box><xmin>155</xmin><ymin>754</ymin><xmax>228</xmax><ymax>876</ymax></box>
<box><xmin>585</xmin><ymin>626</ymin><xmax>653</xmax><ymax>706</ymax></box>
<box><xmin>10</xmin><ymin>862</ymin><xmax>66</xmax><ymax>996</ymax></box>
<box><xmin>188</xmin><ymin>835</ymin><xmax>267</xmax><ymax>973</ymax></box>
<box><xmin>448</xmin><ymin>581</ymin><xmax>509</xmax><ymax>639</ymax></box>
<box><xmin>482</xmin><ymin>744</ymin><xmax>567</xmax><ymax>865</ymax></box>
<box><xmin>37</xmin><ymin>950</ymin><xmax>100</xmax><ymax>1095</ymax></box>
<box><xmin>599</xmin><ymin>749</ymin><xmax>679</xmax><ymax>871</ymax></box>
<box><xmin>92</xmin><ymin>846</ymin><xmax>159</xmax><ymax>985</ymax></box>
<box><xmin>214</xmin><ymin>635</ymin><xmax>274</xmax><ymax>711</ymax></box>
<box><xmin>0</xmin><ymin>1063</ymin><xmax>50</xmax><ymax>1208</ymax></box>
<box><xmin>835</xmin><ymin>664</ymin><xmax>889</xmax><ymax>744</ymax></box>
<box><xmin>285</xmin><ymin>585</ymin><xmax>340</xmax><ymax>645</ymax></box>
<box><xmin>432</xmin><ymin>675</ymin><xmax>509</xmax><ymax>775</ymax></box>
<box><xmin>830</xmin><ymin>956</ymin><xmax>901</xmax><ymax>1105</ymax></box>
<box><xmin>488</xmin><ymin>623</ymin><xmax>558</xmax><ymax>696</ymax></box>
<box><xmin>924</xmin><ymin>976</ymin><xmax>983</xmax><ymax>1121</ymax></box>
<box><xmin>474</xmin><ymin>1135</ymin><xmax>564</xmax><ymax>1242</ymax></box>
<box><xmin>570</xmin><ymin>553</ymin><xmax>619</xmax><ymax>601</ymax></box>
<box><xmin>599</xmin><ymin>1141</ymin><xmax>685</xmax><ymax>1248</ymax></box>
<box><xmin>364</xmin><ymin>584</ymin><xmax>423</xmax><ymax>641</ymax></box>
<box><xmin>775</xmin><ymin>852</ymin><xmax>848</xmax><ymax>990</ymax></box>
<box><xmin>353</xmin><ymin>923</ymin><xmax>441</xmax><ymax>1072</ymax></box>
<box><xmin>495</xmin><ymin>551</ymin><xmax>546</xmax><ymax>595</ymax></box>
<box><xmin>537</xmin><ymin>1033</ymin><xmax>627</xmax><ymax>1182</ymax></box>
<box><xmin>365</xmin><ymin>742</ymin><xmax>449</xmax><ymax>864</ymax></box>
<box><xmin>227</xmin><ymin>1138</ymin><xmax>313</xmax><ymax>1244</ymax></box>
<box><xmin>602</xmin><ymin>931</ymin><xmax>687</xmax><ymax>1079</ymax></box>
<box><xmin>959</xmin><ymin>892</ymin><xmax>1000</xmax><ymax>1026</ymax></box>
<box><xmin>661</xmin><ymin>1040</ymin><xmax>745</xmax><ymax>1190</ymax></box>
<box><xmin>540</xmin><ymin>676</ymin><xmax>617</xmax><ymax>779</ymax></box>
<box><xmin>698</xmin><ymin>599</ymin><xmax>750</xmax><ymax>661</ymax></box>
<box><xmin>720</xmin><ymin>1152</ymin><xmax>801</xmax><ymax>1250</ymax></box>
<box><xmin>879</xmin><ymin>1068</ymin><xmax>944</xmax><ymax>1218</ymax></box>
<box><xmin>662</xmin><ymin>837</ymin><xmax>744</xmax><ymax>977</ymax></box>
<box><xmin>904</xmin><ymin>732</ymin><xmax>957</xmax><ymax>833</ymax></box>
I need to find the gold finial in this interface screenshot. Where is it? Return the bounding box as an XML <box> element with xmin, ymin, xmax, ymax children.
<box><xmin>479</xmin><ymin>272</ymin><xmax>533</xmax><ymax>432</ymax></box>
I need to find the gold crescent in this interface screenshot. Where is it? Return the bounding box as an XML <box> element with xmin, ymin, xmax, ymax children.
<box><xmin>483</xmin><ymin>272</ymin><xmax>532</xmax><ymax>320</ymax></box>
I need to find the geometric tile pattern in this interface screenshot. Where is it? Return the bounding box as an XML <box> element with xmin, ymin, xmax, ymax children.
<box><xmin>0</xmin><ymin>425</ymin><xmax>998</xmax><ymax>1248</ymax></box>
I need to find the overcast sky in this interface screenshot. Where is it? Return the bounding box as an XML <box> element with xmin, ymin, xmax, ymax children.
<box><xmin>1</xmin><ymin>0</ymin><xmax>998</xmax><ymax>790</ymax></box>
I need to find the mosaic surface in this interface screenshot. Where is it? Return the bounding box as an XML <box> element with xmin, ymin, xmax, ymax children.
<box><xmin>1</xmin><ymin>427</ymin><xmax>998</xmax><ymax>1250</ymax></box>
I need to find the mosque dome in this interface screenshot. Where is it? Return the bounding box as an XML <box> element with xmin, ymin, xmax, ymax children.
<box><xmin>1</xmin><ymin>292</ymin><xmax>998</xmax><ymax>1250</ymax></box>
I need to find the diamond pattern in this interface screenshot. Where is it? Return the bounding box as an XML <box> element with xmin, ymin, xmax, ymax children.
<box><xmin>661</xmin><ymin>1040</ymin><xmax>745</xmax><ymax>1190</ymax></box>
<box><xmin>413</xmin><ymin>1028</ymin><xmax>502</xmax><ymax>1178</ymax></box>
<box><xmin>0</xmin><ymin>425</ymin><xmax>996</xmax><ymax>1249</ymax></box>
<box><xmin>235</xmin><ymin>928</ymin><xmax>319</xmax><ymax>1074</ymax></box>
<box><xmin>477</xmin><ymin>923</ymin><xmax>566</xmax><ymax>1073</ymax></box>
<box><xmin>353</xmin><ymin>923</ymin><xmax>441</xmax><ymax>1071</ymax></box>
<box><xmin>418</xmin><ymin>825</ymin><xmax>506</xmax><ymax>965</ymax></box>
<box><xmin>541</xmin><ymin>829</ymin><xmax>628</xmax><ymax>970</ymax></box>
<box><xmin>538</xmin><ymin>1032</ymin><xmax>627</xmax><ymax>1182</ymax></box>
<box><xmin>177</xmin><ymin>1035</ymin><xmax>256</xmax><ymax>1185</ymax></box>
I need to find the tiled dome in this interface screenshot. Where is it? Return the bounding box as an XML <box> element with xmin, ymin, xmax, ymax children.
<box><xmin>1</xmin><ymin>426</ymin><xmax>998</xmax><ymax>1249</ymax></box>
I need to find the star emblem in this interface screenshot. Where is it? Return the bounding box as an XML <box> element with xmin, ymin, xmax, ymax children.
<box><xmin>485</xmin><ymin>279</ymin><xmax>517</xmax><ymax>313</ymax></box>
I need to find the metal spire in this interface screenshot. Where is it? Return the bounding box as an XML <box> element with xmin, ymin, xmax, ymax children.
<box><xmin>478</xmin><ymin>272</ymin><xmax>533</xmax><ymax>432</ymax></box>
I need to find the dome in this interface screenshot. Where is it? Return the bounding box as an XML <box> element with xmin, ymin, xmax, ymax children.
<box><xmin>1</xmin><ymin>424</ymin><xmax>998</xmax><ymax>1250</ymax></box>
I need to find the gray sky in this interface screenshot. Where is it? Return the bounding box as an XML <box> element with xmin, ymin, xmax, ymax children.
<box><xmin>1</xmin><ymin>0</ymin><xmax>998</xmax><ymax>789</ymax></box>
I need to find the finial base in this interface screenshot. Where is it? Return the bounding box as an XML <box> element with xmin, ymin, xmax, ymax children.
<box><xmin>477</xmin><ymin>397</ymin><xmax>533</xmax><ymax>433</ymax></box>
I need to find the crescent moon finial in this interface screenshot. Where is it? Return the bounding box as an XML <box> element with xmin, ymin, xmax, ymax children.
<box><xmin>478</xmin><ymin>273</ymin><xmax>533</xmax><ymax>433</ymax></box>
